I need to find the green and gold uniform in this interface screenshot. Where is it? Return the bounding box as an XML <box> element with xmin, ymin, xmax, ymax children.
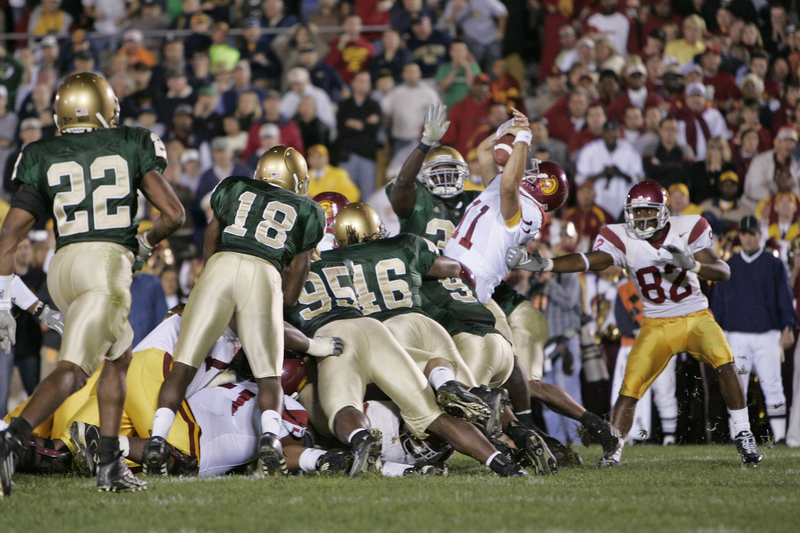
<box><xmin>11</xmin><ymin>126</ymin><xmax>167</xmax><ymax>374</ymax></box>
<box><xmin>175</xmin><ymin>176</ymin><xmax>325</xmax><ymax>379</ymax></box>
<box><xmin>287</xmin><ymin>254</ymin><xmax>442</xmax><ymax>438</ymax></box>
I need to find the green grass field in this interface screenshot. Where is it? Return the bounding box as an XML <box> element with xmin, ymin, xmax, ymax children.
<box><xmin>3</xmin><ymin>444</ymin><xmax>799</xmax><ymax>533</ymax></box>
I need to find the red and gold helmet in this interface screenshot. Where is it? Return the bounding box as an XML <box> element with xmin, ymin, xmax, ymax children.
<box><xmin>624</xmin><ymin>180</ymin><xmax>670</xmax><ymax>239</ymax></box>
<box><xmin>281</xmin><ymin>357</ymin><xmax>308</xmax><ymax>395</ymax></box>
<box><xmin>521</xmin><ymin>160</ymin><xmax>569</xmax><ymax>212</ymax></box>
<box><xmin>313</xmin><ymin>191</ymin><xmax>351</xmax><ymax>233</ymax></box>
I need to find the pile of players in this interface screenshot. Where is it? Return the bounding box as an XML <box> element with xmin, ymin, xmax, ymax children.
<box><xmin>0</xmin><ymin>74</ymin><xmax>761</xmax><ymax>496</ymax></box>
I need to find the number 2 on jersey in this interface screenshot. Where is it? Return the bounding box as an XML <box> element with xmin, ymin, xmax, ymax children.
<box><xmin>224</xmin><ymin>192</ymin><xmax>297</xmax><ymax>249</ymax></box>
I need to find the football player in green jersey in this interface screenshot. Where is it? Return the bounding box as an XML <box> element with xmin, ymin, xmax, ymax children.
<box><xmin>144</xmin><ymin>146</ymin><xmax>326</xmax><ymax>478</ymax></box>
<box><xmin>0</xmin><ymin>73</ymin><xmax>185</xmax><ymax>496</ymax></box>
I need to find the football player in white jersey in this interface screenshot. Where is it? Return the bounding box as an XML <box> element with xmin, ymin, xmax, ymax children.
<box><xmin>507</xmin><ymin>180</ymin><xmax>763</xmax><ymax>467</ymax></box>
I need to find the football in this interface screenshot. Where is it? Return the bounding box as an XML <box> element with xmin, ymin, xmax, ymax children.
<box><xmin>493</xmin><ymin>133</ymin><xmax>516</xmax><ymax>166</ymax></box>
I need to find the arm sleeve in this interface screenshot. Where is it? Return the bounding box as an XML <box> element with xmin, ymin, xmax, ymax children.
<box><xmin>593</xmin><ymin>227</ymin><xmax>627</xmax><ymax>268</ymax></box>
<box><xmin>687</xmin><ymin>216</ymin><xmax>714</xmax><ymax>254</ymax></box>
<box><xmin>10</xmin><ymin>184</ymin><xmax>47</xmax><ymax>220</ymax></box>
<box><xmin>298</xmin><ymin>204</ymin><xmax>326</xmax><ymax>253</ymax></box>
<box><xmin>11</xmin><ymin>275</ymin><xmax>39</xmax><ymax>310</ymax></box>
<box><xmin>138</xmin><ymin>129</ymin><xmax>168</xmax><ymax>174</ymax></box>
<box><xmin>413</xmin><ymin>235</ymin><xmax>440</xmax><ymax>274</ymax></box>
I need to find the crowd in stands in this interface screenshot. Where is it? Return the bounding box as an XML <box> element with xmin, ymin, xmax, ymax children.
<box><xmin>1</xmin><ymin>0</ymin><xmax>800</xmax><ymax>444</ymax></box>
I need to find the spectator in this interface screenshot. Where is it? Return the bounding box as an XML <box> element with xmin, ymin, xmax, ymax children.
<box><xmin>296</xmin><ymin>45</ymin><xmax>345</xmax><ymax>103</ymax></box>
<box><xmin>160</xmin><ymin>267</ymin><xmax>184</xmax><ymax>309</ymax></box>
<box><xmin>749</xmin><ymin>50</ymin><xmax>781</xmax><ymax>102</ymax></box>
<box><xmin>568</xmin><ymin>103</ymin><xmax>606</xmax><ymax>158</ymax></box>
<box><xmin>260</xmin><ymin>0</ymin><xmax>300</xmax><ymax>48</ymax></box>
<box><xmin>28</xmin><ymin>0</ymin><xmax>72</xmax><ymax>36</ymax></box>
<box><xmin>440</xmin><ymin>73</ymin><xmax>491</xmax><ymax>157</ymax></box>
<box><xmin>633</xmin><ymin>106</ymin><xmax>662</xmax><ymax>155</ymax></box>
<box><xmin>700</xmin><ymin>46</ymin><xmax>739</xmax><ymax>112</ymax></box>
<box><xmin>735</xmin><ymin>98</ymin><xmax>773</xmax><ymax>153</ymax></box>
<box><xmin>280</xmin><ymin>67</ymin><xmax>336</xmax><ymax>132</ymax></box>
<box><xmin>221</xmin><ymin>113</ymin><xmax>249</xmax><ymax>157</ymax></box>
<box><xmin>184</xmin><ymin>13</ymin><xmax>213</xmax><ymax>60</ymax></box>
<box><xmin>755</xmin><ymin>168</ymin><xmax>800</xmax><ymax>227</ymax></box>
<box><xmin>160</xmin><ymin>69</ymin><xmax>196</xmax><ymax>125</ymax></box>
<box><xmin>489</xmin><ymin>58</ymin><xmax>525</xmax><ymax>115</ymax></box>
<box><xmin>443</xmin><ymin>0</ymin><xmax>507</xmax><ymax>71</ymax></box>
<box><xmin>711</xmin><ymin>214</ymin><xmax>797</xmax><ymax>444</ymax></box>
<box><xmin>406</xmin><ymin>15</ymin><xmax>452</xmax><ymax>80</ymax></box>
<box><xmin>586</xmin><ymin>0</ymin><xmax>633</xmax><ymax>59</ymax></box>
<box><xmin>544</xmin><ymin>90</ymin><xmax>588</xmax><ymax>144</ymax></box>
<box><xmin>576</xmin><ymin>38</ymin><xmax>596</xmax><ymax>73</ymax></box>
<box><xmin>354</xmin><ymin>0</ymin><xmax>392</xmax><ymax>41</ymax></box>
<box><xmin>463</xmin><ymin>101</ymin><xmax>509</xmax><ymax>158</ymax></box>
<box><xmin>744</xmin><ymin>128</ymin><xmax>800</xmax><ymax>211</ymax></box>
<box><xmin>661</xmin><ymin>62</ymin><xmax>685</xmax><ymax>105</ymax></box>
<box><xmin>690</xmin><ymin>136</ymin><xmax>735</xmax><ymax>205</ymax></box>
<box><xmin>244</xmin><ymin>123</ymin><xmax>282</xmax><ymax>170</ymax></box>
<box><xmin>196</xmin><ymin>138</ymin><xmax>251</xmax><ymax>221</ymax></box>
<box><xmin>700</xmin><ymin>171</ymin><xmax>752</xmax><ymax>235</ymax></box>
<box><xmin>193</xmin><ymin>85</ymin><xmax>224</xmax><ymax>144</ymax></box>
<box><xmin>369</xmin><ymin>29</ymin><xmax>413</xmax><ymax>85</ymax></box>
<box><xmin>295</xmin><ymin>96</ymin><xmax>331</xmax><ymax>151</ymax></box>
<box><xmin>172</xmin><ymin>104</ymin><xmax>201</xmax><ymax>149</ymax></box>
<box><xmin>621</xmin><ymin>106</ymin><xmax>645</xmax><ymax>150</ymax></box>
<box><xmin>336</xmin><ymin>70</ymin><xmax>381</xmax><ymax>198</ymax></box>
<box><xmin>531</xmin><ymin>67</ymin><xmax>568</xmax><ymax>119</ymax></box>
<box><xmin>133</xmin><ymin>105</ymin><xmax>165</xmax><ymax>139</ymax></box>
<box><xmin>575</xmin><ymin>119</ymin><xmax>643</xmax><ymax>220</ymax></box>
<box><xmin>242</xmin><ymin>90</ymin><xmax>305</xmax><ymax>159</ymax></box>
<box><xmin>642</xmin><ymin>115</ymin><xmax>695</xmax><ymax>189</ymax></box>
<box><xmin>150</xmin><ymin>38</ymin><xmax>187</xmax><ymax>96</ymax></box>
<box><xmin>128</xmin><ymin>270</ymin><xmax>168</xmax><ymax>347</ymax></box>
<box><xmin>608</xmin><ymin>63</ymin><xmax>665</xmax><ymax>121</ymax></box>
<box><xmin>731</xmin><ymin>128</ymin><xmax>760</xmax><ymax>181</ymax></box>
<box><xmin>179</xmin><ymin>149</ymin><xmax>203</xmax><ymax>195</ymax></box>
<box><xmin>595</xmin><ymin>38</ymin><xmax>626</xmax><ymax>76</ymax></box>
<box><xmin>306</xmin><ymin>144</ymin><xmax>361</xmax><ymax>201</ymax></box>
<box><xmin>562</xmin><ymin>181</ymin><xmax>614</xmax><ymax>253</ymax></box>
<box><xmin>766</xmin><ymin>194</ymin><xmax>800</xmax><ymax>255</ymax></box>
<box><xmin>436</xmin><ymin>40</ymin><xmax>481</xmax><ymax>109</ymax></box>
<box><xmin>18</xmin><ymin>82</ymin><xmax>55</xmax><ymax>138</ymax></box>
<box><xmin>309</xmin><ymin>0</ymin><xmax>348</xmax><ymax>45</ymax></box>
<box><xmin>675</xmin><ymin>82</ymin><xmax>729</xmax><ymax>162</ymax></box>
<box><xmin>391</xmin><ymin>0</ymin><xmax>436</xmax><ymax>36</ymax></box>
<box><xmin>667</xmin><ymin>182</ymin><xmax>703</xmax><ymax>216</ymax></box>
<box><xmin>0</xmin><ymin>45</ymin><xmax>25</xmax><ymax>110</ymax></box>
<box><xmin>529</xmin><ymin>118</ymin><xmax>569</xmax><ymax>173</ymax></box>
<box><xmin>238</xmin><ymin>18</ymin><xmax>281</xmax><ymax>86</ymax></box>
<box><xmin>271</xmin><ymin>23</ymin><xmax>328</xmax><ymax>82</ymax></box>
<box><xmin>234</xmin><ymin>90</ymin><xmax>264</xmax><ymax>133</ymax></box>
<box><xmin>209</xmin><ymin>21</ymin><xmax>241</xmax><ymax>72</ymax></box>
<box><xmin>326</xmin><ymin>14</ymin><xmax>376</xmax><ymax>86</ymax></box>
<box><xmin>597</xmin><ymin>69</ymin><xmax>621</xmax><ymax>108</ymax></box>
<box><xmin>664</xmin><ymin>14</ymin><xmax>706</xmax><ymax>66</ymax></box>
<box><xmin>128</xmin><ymin>0</ymin><xmax>172</xmax><ymax>51</ymax></box>
<box><xmin>188</xmin><ymin>51</ymin><xmax>214</xmax><ymax>91</ymax></box>
<box><xmin>119</xmin><ymin>29</ymin><xmax>156</xmax><ymax>68</ymax></box>
<box><xmin>381</xmin><ymin>62</ymin><xmax>441</xmax><ymax>159</ymax></box>
<box><xmin>771</xmin><ymin>83</ymin><xmax>800</xmax><ymax>135</ymax></box>
<box><xmin>547</xmin><ymin>23</ymin><xmax>579</xmax><ymax>78</ymax></box>
<box><xmin>83</xmin><ymin>0</ymin><xmax>128</xmax><ymax>52</ymax></box>
<box><xmin>219</xmin><ymin>60</ymin><xmax>266</xmax><ymax>116</ymax></box>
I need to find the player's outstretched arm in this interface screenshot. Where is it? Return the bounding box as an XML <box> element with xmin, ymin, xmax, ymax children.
<box><xmin>673</xmin><ymin>246</ymin><xmax>730</xmax><ymax>282</ymax></box>
<box><xmin>0</xmin><ymin>207</ymin><xmax>37</xmax><ymax>350</ymax></box>
<box><xmin>389</xmin><ymin>103</ymin><xmax>450</xmax><ymax>217</ymax></box>
<box><xmin>283</xmin><ymin>249</ymin><xmax>314</xmax><ymax>307</ymax></box>
<box><xmin>284</xmin><ymin>321</ymin><xmax>344</xmax><ymax>357</ymax></box>
<box><xmin>507</xmin><ymin>247</ymin><xmax>614</xmax><ymax>273</ymax></box>
<box><xmin>139</xmin><ymin>169</ymin><xmax>186</xmax><ymax>252</ymax></box>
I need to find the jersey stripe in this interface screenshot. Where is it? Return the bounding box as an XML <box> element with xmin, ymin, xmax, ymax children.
<box><xmin>599</xmin><ymin>226</ymin><xmax>626</xmax><ymax>254</ymax></box>
<box><xmin>688</xmin><ymin>216</ymin><xmax>710</xmax><ymax>244</ymax></box>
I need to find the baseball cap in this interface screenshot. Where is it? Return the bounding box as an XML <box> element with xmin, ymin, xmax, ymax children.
<box><xmin>123</xmin><ymin>29</ymin><xmax>144</xmax><ymax>43</ymax></box>
<box><xmin>259</xmin><ymin>123</ymin><xmax>280</xmax><ymax>139</ymax></box>
<box><xmin>703</xmin><ymin>45</ymin><xmax>721</xmax><ymax>55</ymax></box>
<box><xmin>739</xmin><ymin>215</ymin><xmax>760</xmax><ymax>235</ymax></box>
<box><xmin>41</xmin><ymin>35</ymin><xmax>58</xmax><ymax>48</ymax></box>
<box><xmin>685</xmin><ymin>64</ymin><xmax>703</xmax><ymax>76</ymax></box>
<box><xmin>776</xmin><ymin>127</ymin><xmax>799</xmax><ymax>142</ymax></box>
<box><xmin>20</xmin><ymin>118</ymin><xmax>41</xmax><ymax>131</ymax></box>
<box><xmin>287</xmin><ymin>68</ymin><xmax>310</xmax><ymax>85</ymax></box>
<box><xmin>137</xmin><ymin>104</ymin><xmax>156</xmax><ymax>115</ymax></box>
<box><xmin>685</xmin><ymin>82</ymin><xmax>707</xmax><ymax>97</ymax></box>
<box><xmin>180</xmin><ymin>149</ymin><xmax>200</xmax><ymax>165</ymax></box>
<box><xmin>211</xmin><ymin>137</ymin><xmax>228</xmax><ymax>151</ymax></box>
<box><xmin>74</xmin><ymin>50</ymin><xmax>93</xmax><ymax>61</ymax></box>
<box><xmin>668</xmin><ymin>183</ymin><xmax>690</xmax><ymax>197</ymax></box>
<box><xmin>173</xmin><ymin>104</ymin><xmax>194</xmax><ymax>117</ymax></box>
<box><xmin>308</xmin><ymin>144</ymin><xmax>328</xmax><ymax>156</ymax></box>
<box><xmin>719</xmin><ymin>171</ymin><xmax>739</xmax><ymax>183</ymax></box>
<box><xmin>190</xmin><ymin>13</ymin><xmax>212</xmax><ymax>26</ymax></box>
<box><xmin>625</xmin><ymin>63</ymin><xmax>646</xmax><ymax>77</ymax></box>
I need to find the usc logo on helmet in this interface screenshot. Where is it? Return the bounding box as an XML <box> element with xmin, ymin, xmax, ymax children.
<box><xmin>539</xmin><ymin>176</ymin><xmax>559</xmax><ymax>196</ymax></box>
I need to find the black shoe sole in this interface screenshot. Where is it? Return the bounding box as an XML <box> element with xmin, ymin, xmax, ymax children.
<box><xmin>258</xmin><ymin>444</ymin><xmax>288</xmax><ymax>477</ymax></box>
<box><xmin>436</xmin><ymin>390</ymin><xmax>491</xmax><ymax>423</ymax></box>
<box><xmin>349</xmin><ymin>432</ymin><xmax>382</xmax><ymax>478</ymax></box>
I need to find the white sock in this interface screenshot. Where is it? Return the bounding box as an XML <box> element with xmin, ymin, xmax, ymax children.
<box><xmin>348</xmin><ymin>428</ymin><xmax>366</xmax><ymax>444</ymax></box>
<box><xmin>151</xmin><ymin>408</ymin><xmax>176</xmax><ymax>439</ymax></box>
<box><xmin>299</xmin><ymin>448</ymin><xmax>327</xmax><ymax>472</ymax></box>
<box><xmin>661</xmin><ymin>417</ymin><xmax>677</xmax><ymax>435</ymax></box>
<box><xmin>484</xmin><ymin>451</ymin><xmax>501</xmax><ymax>467</ymax></box>
<box><xmin>119</xmin><ymin>436</ymin><xmax>130</xmax><ymax>458</ymax></box>
<box><xmin>428</xmin><ymin>367</ymin><xmax>457</xmax><ymax>391</ymax></box>
<box><xmin>771</xmin><ymin>417</ymin><xmax>787</xmax><ymax>443</ymax></box>
<box><xmin>382</xmin><ymin>461</ymin><xmax>413</xmax><ymax>477</ymax></box>
<box><xmin>260</xmin><ymin>410</ymin><xmax>282</xmax><ymax>436</ymax></box>
<box><xmin>515</xmin><ymin>409</ymin><xmax>532</xmax><ymax>416</ymax></box>
<box><xmin>729</xmin><ymin>407</ymin><xmax>751</xmax><ymax>435</ymax></box>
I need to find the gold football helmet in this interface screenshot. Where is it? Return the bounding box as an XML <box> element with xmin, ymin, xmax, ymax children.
<box><xmin>332</xmin><ymin>203</ymin><xmax>386</xmax><ymax>247</ymax></box>
<box><xmin>420</xmin><ymin>146</ymin><xmax>468</xmax><ymax>198</ymax></box>
<box><xmin>254</xmin><ymin>146</ymin><xmax>309</xmax><ymax>195</ymax></box>
<box><xmin>54</xmin><ymin>72</ymin><xmax>120</xmax><ymax>132</ymax></box>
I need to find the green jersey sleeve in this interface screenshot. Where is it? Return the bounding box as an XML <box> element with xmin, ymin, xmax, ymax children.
<box><xmin>132</xmin><ymin>127</ymin><xmax>168</xmax><ymax>175</ymax></box>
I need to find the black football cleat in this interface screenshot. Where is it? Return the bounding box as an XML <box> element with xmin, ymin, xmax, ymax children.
<box><xmin>315</xmin><ymin>449</ymin><xmax>353</xmax><ymax>474</ymax></box>
<box><xmin>505</xmin><ymin>420</ymin><xmax>558</xmax><ymax>475</ymax></box>
<box><xmin>349</xmin><ymin>429</ymin><xmax>382</xmax><ymax>477</ymax></box>
<box><xmin>258</xmin><ymin>432</ymin><xmax>288</xmax><ymax>477</ymax></box>
<box><xmin>436</xmin><ymin>381</ymin><xmax>491</xmax><ymax>424</ymax></box>
<box><xmin>468</xmin><ymin>385</ymin><xmax>509</xmax><ymax>441</ymax></box>
<box><xmin>97</xmin><ymin>453</ymin><xmax>147</xmax><ymax>492</ymax></box>
<box><xmin>0</xmin><ymin>429</ymin><xmax>24</xmax><ymax>498</ymax></box>
<box><xmin>142</xmin><ymin>436</ymin><xmax>170</xmax><ymax>476</ymax></box>
<box><xmin>542</xmin><ymin>434</ymin><xmax>583</xmax><ymax>468</ymax></box>
<box><xmin>735</xmin><ymin>430</ymin><xmax>762</xmax><ymax>466</ymax></box>
<box><xmin>488</xmin><ymin>453</ymin><xmax>528</xmax><ymax>477</ymax></box>
<box><xmin>69</xmin><ymin>421</ymin><xmax>100</xmax><ymax>476</ymax></box>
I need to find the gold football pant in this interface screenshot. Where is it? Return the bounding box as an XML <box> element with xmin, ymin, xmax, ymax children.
<box><xmin>314</xmin><ymin>317</ymin><xmax>443</xmax><ymax>438</ymax></box>
<box><xmin>621</xmin><ymin>309</ymin><xmax>734</xmax><ymax>399</ymax></box>
<box><xmin>175</xmin><ymin>251</ymin><xmax>283</xmax><ymax>379</ymax></box>
<box><xmin>382</xmin><ymin>313</ymin><xmax>477</xmax><ymax>387</ymax></box>
<box><xmin>485</xmin><ymin>299</ymin><xmax>547</xmax><ymax>381</ymax></box>
<box><xmin>48</xmin><ymin>242</ymin><xmax>135</xmax><ymax>376</ymax></box>
<box><xmin>453</xmin><ymin>332</ymin><xmax>515</xmax><ymax>388</ymax></box>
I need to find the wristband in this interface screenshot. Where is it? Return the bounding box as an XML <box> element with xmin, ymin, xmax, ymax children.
<box><xmin>0</xmin><ymin>274</ymin><xmax>13</xmax><ymax>311</ymax></box>
<box><xmin>543</xmin><ymin>258</ymin><xmax>554</xmax><ymax>272</ymax></box>
<box><xmin>690</xmin><ymin>262</ymin><xmax>702</xmax><ymax>274</ymax></box>
<box><xmin>417</xmin><ymin>141</ymin><xmax>433</xmax><ymax>152</ymax></box>
<box><xmin>579</xmin><ymin>253</ymin><xmax>590</xmax><ymax>272</ymax></box>
<box><xmin>514</xmin><ymin>131</ymin><xmax>532</xmax><ymax>147</ymax></box>
<box><xmin>139</xmin><ymin>232</ymin><xmax>154</xmax><ymax>250</ymax></box>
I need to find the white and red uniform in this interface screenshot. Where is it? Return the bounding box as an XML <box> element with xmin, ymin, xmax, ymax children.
<box><xmin>444</xmin><ymin>176</ymin><xmax>545</xmax><ymax>303</ymax></box>
<box><xmin>189</xmin><ymin>382</ymin><xmax>307</xmax><ymax>477</ymax></box>
<box><xmin>593</xmin><ymin>215</ymin><xmax>714</xmax><ymax>318</ymax></box>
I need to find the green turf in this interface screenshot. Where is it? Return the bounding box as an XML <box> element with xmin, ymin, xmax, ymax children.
<box><xmin>3</xmin><ymin>445</ymin><xmax>799</xmax><ymax>533</ymax></box>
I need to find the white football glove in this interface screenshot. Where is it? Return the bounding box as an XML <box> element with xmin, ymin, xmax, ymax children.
<box><xmin>0</xmin><ymin>309</ymin><xmax>16</xmax><ymax>352</ymax></box>
<box><xmin>421</xmin><ymin>103</ymin><xmax>450</xmax><ymax>146</ymax></box>
<box><xmin>35</xmin><ymin>304</ymin><xmax>64</xmax><ymax>335</ymax></box>
<box><xmin>134</xmin><ymin>232</ymin><xmax>155</xmax><ymax>269</ymax></box>
<box><xmin>305</xmin><ymin>336</ymin><xmax>344</xmax><ymax>357</ymax></box>
<box><xmin>660</xmin><ymin>245</ymin><xmax>698</xmax><ymax>271</ymax></box>
<box><xmin>505</xmin><ymin>246</ymin><xmax>553</xmax><ymax>272</ymax></box>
